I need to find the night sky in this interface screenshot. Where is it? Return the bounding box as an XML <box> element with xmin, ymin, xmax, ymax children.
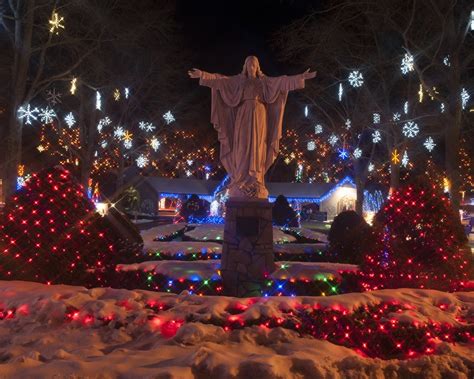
<box><xmin>176</xmin><ymin>0</ymin><xmax>319</xmax><ymax>76</ymax></box>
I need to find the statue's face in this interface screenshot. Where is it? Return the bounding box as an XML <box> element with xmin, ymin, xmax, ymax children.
<box><xmin>246</xmin><ymin>57</ymin><xmax>258</xmax><ymax>77</ymax></box>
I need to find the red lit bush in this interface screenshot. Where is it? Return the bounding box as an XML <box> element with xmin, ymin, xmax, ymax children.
<box><xmin>0</xmin><ymin>166</ymin><xmax>142</xmax><ymax>286</ymax></box>
<box><xmin>360</xmin><ymin>180</ymin><xmax>471</xmax><ymax>291</ymax></box>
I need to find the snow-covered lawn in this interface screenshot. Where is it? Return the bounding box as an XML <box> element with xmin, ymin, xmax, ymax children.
<box><xmin>0</xmin><ymin>281</ymin><xmax>472</xmax><ymax>378</ymax></box>
<box><xmin>117</xmin><ymin>260</ymin><xmax>357</xmax><ymax>282</ymax></box>
<box><xmin>184</xmin><ymin>224</ymin><xmax>297</xmax><ymax>244</ymax></box>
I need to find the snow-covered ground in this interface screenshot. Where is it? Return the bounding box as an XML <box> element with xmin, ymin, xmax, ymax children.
<box><xmin>144</xmin><ymin>240</ymin><xmax>223</xmax><ymax>256</ymax></box>
<box><xmin>283</xmin><ymin>227</ymin><xmax>328</xmax><ymax>243</ymax></box>
<box><xmin>0</xmin><ymin>281</ymin><xmax>472</xmax><ymax>378</ymax></box>
<box><xmin>184</xmin><ymin>224</ymin><xmax>297</xmax><ymax>244</ymax></box>
<box><xmin>117</xmin><ymin>260</ymin><xmax>357</xmax><ymax>281</ymax></box>
<box><xmin>141</xmin><ymin>223</ymin><xmax>187</xmax><ymax>241</ymax></box>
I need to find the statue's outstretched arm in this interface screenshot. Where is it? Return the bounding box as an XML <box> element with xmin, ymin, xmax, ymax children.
<box><xmin>277</xmin><ymin>69</ymin><xmax>317</xmax><ymax>92</ymax></box>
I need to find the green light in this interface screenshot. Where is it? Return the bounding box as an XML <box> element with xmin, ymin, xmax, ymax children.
<box><xmin>267</xmin><ymin>281</ymin><xmax>272</xmax><ymax>286</ymax></box>
<box><xmin>204</xmin><ymin>279</ymin><xmax>209</xmax><ymax>285</ymax></box>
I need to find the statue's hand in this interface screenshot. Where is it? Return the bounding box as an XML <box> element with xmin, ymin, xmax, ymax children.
<box><xmin>303</xmin><ymin>68</ymin><xmax>317</xmax><ymax>80</ymax></box>
<box><xmin>188</xmin><ymin>68</ymin><xmax>202</xmax><ymax>79</ymax></box>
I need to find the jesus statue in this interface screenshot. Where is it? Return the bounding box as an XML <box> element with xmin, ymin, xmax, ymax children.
<box><xmin>189</xmin><ymin>56</ymin><xmax>316</xmax><ymax>199</ymax></box>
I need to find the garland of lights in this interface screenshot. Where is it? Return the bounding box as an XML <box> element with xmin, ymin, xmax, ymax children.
<box><xmin>1</xmin><ymin>300</ymin><xmax>471</xmax><ymax>360</ymax></box>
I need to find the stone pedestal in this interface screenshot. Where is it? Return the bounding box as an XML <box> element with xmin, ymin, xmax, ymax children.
<box><xmin>221</xmin><ymin>198</ymin><xmax>274</xmax><ymax>297</ymax></box>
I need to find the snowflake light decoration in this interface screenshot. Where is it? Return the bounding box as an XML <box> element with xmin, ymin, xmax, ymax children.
<box><xmin>123</xmin><ymin>139</ymin><xmax>132</xmax><ymax>149</ymax></box>
<box><xmin>392</xmin><ymin>112</ymin><xmax>401</xmax><ymax>121</ymax></box>
<box><xmin>353</xmin><ymin>148</ymin><xmax>362</xmax><ymax>159</ymax></box>
<box><xmin>163</xmin><ymin>111</ymin><xmax>175</xmax><ymax>124</ymax></box>
<box><xmin>348</xmin><ymin>71</ymin><xmax>364</xmax><ymax>87</ymax></box>
<box><xmin>401</xmin><ymin>53</ymin><xmax>414</xmax><ymax>74</ymax></box>
<box><xmin>338</xmin><ymin>83</ymin><xmax>343</xmax><ymax>101</ymax></box>
<box><xmin>95</xmin><ymin>91</ymin><xmax>102</xmax><ymax>110</ymax></box>
<box><xmin>402</xmin><ymin>121</ymin><xmax>419</xmax><ymax>138</ymax></box>
<box><xmin>45</xmin><ymin>88</ymin><xmax>62</xmax><ymax>105</ymax></box>
<box><xmin>314</xmin><ymin>124</ymin><xmax>323</xmax><ymax>134</ymax></box>
<box><xmin>122</xmin><ymin>130</ymin><xmax>133</xmax><ymax>143</ymax></box>
<box><xmin>373</xmin><ymin>113</ymin><xmax>380</xmax><ymax>124</ymax></box>
<box><xmin>64</xmin><ymin>112</ymin><xmax>76</xmax><ymax>128</ymax></box>
<box><xmin>304</xmin><ymin>106</ymin><xmax>309</xmax><ymax>117</ymax></box>
<box><xmin>443</xmin><ymin>55</ymin><xmax>450</xmax><ymax>67</ymax></box>
<box><xmin>187</xmin><ymin>159</ymin><xmax>194</xmax><ymax>166</ymax></box>
<box><xmin>307</xmin><ymin>140</ymin><xmax>316</xmax><ymax>151</ymax></box>
<box><xmin>391</xmin><ymin>149</ymin><xmax>400</xmax><ymax>164</ymax></box>
<box><xmin>70</xmin><ymin>78</ymin><xmax>77</xmax><ymax>95</ymax></box>
<box><xmin>49</xmin><ymin>11</ymin><xmax>65</xmax><ymax>35</ymax></box>
<box><xmin>345</xmin><ymin>119</ymin><xmax>351</xmax><ymax>130</ymax></box>
<box><xmin>100</xmin><ymin>140</ymin><xmax>108</xmax><ymax>149</ymax></box>
<box><xmin>113</xmin><ymin>88</ymin><xmax>120</xmax><ymax>101</ymax></box>
<box><xmin>404</xmin><ymin>101</ymin><xmax>409</xmax><ymax>114</ymax></box>
<box><xmin>401</xmin><ymin>151</ymin><xmax>409</xmax><ymax>167</ymax></box>
<box><xmin>150</xmin><ymin>137</ymin><xmax>160</xmax><ymax>151</ymax></box>
<box><xmin>136</xmin><ymin>154</ymin><xmax>149</xmax><ymax>168</ymax></box>
<box><xmin>368</xmin><ymin>163</ymin><xmax>374</xmax><ymax>172</ymax></box>
<box><xmin>186</xmin><ymin>170</ymin><xmax>192</xmax><ymax>177</ymax></box>
<box><xmin>372</xmin><ymin>130</ymin><xmax>382</xmax><ymax>143</ymax></box>
<box><xmin>124</xmin><ymin>88</ymin><xmax>130</xmax><ymax>99</ymax></box>
<box><xmin>461</xmin><ymin>88</ymin><xmax>470</xmax><ymax>110</ymax></box>
<box><xmin>114</xmin><ymin>126</ymin><xmax>125</xmax><ymax>139</ymax></box>
<box><xmin>440</xmin><ymin>103</ymin><xmax>445</xmax><ymax>113</ymax></box>
<box><xmin>97</xmin><ymin>117</ymin><xmax>111</xmax><ymax>133</ymax></box>
<box><xmin>338</xmin><ymin>148</ymin><xmax>349</xmax><ymax>160</ymax></box>
<box><xmin>328</xmin><ymin>134</ymin><xmax>338</xmax><ymax>146</ymax></box>
<box><xmin>17</xmin><ymin>104</ymin><xmax>39</xmax><ymax>125</ymax></box>
<box><xmin>139</xmin><ymin>121</ymin><xmax>156</xmax><ymax>132</ymax></box>
<box><xmin>38</xmin><ymin>107</ymin><xmax>56</xmax><ymax>124</ymax></box>
<box><xmin>423</xmin><ymin>137</ymin><xmax>436</xmax><ymax>152</ymax></box>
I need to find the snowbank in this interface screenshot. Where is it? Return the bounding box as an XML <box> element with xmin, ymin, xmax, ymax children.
<box><xmin>0</xmin><ymin>281</ymin><xmax>472</xmax><ymax>378</ymax></box>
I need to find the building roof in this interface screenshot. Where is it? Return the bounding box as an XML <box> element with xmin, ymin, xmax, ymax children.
<box><xmin>145</xmin><ymin>177</ymin><xmax>220</xmax><ymax>196</ymax></box>
<box><xmin>143</xmin><ymin>176</ymin><xmax>355</xmax><ymax>202</ymax></box>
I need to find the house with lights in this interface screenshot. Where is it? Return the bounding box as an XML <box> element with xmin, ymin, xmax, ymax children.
<box><xmin>129</xmin><ymin>175</ymin><xmax>358</xmax><ymax>221</ymax></box>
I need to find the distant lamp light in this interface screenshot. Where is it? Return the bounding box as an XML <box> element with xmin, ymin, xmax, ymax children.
<box><xmin>95</xmin><ymin>202</ymin><xmax>109</xmax><ymax>217</ymax></box>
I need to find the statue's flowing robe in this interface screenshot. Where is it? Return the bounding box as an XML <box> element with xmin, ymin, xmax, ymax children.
<box><xmin>200</xmin><ymin>72</ymin><xmax>305</xmax><ymax>197</ymax></box>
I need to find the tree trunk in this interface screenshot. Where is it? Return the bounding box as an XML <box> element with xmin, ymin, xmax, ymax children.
<box><xmin>354</xmin><ymin>158</ymin><xmax>367</xmax><ymax>216</ymax></box>
<box><xmin>3</xmin><ymin>1</ymin><xmax>36</xmax><ymax>202</ymax></box>
<box><xmin>445</xmin><ymin>117</ymin><xmax>461</xmax><ymax>213</ymax></box>
<box><xmin>389</xmin><ymin>161</ymin><xmax>400</xmax><ymax>192</ymax></box>
<box><xmin>355</xmin><ymin>177</ymin><xmax>365</xmax><ymax>216</ymax></box>
<box><xmin>445</xmin><ymin>51</ymin><xmax>462</xmax><ymax>214</ymax></box>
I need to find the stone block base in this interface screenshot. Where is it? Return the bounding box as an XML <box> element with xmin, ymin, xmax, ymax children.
<box><xmin>221</xmin><ymin>198</ymin><xmax>274</xmax><ymax>297</ymax></box>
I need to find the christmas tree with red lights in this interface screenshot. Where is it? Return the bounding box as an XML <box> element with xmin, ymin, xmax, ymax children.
<box><xmin>361</xmin><ymin>179</ymin><xmax>471</xmax><ymax>291</ymax></box>
<box><xmin>0</xmin><ymin>166</ymin><xmax>142</xmax><ymax>286</ymax></box>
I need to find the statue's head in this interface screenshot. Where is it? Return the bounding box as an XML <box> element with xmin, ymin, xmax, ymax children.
<box><xmin>242</xmin><ymin>56</ymin><xmax>264</xmax><ymax>78</ymax></box>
